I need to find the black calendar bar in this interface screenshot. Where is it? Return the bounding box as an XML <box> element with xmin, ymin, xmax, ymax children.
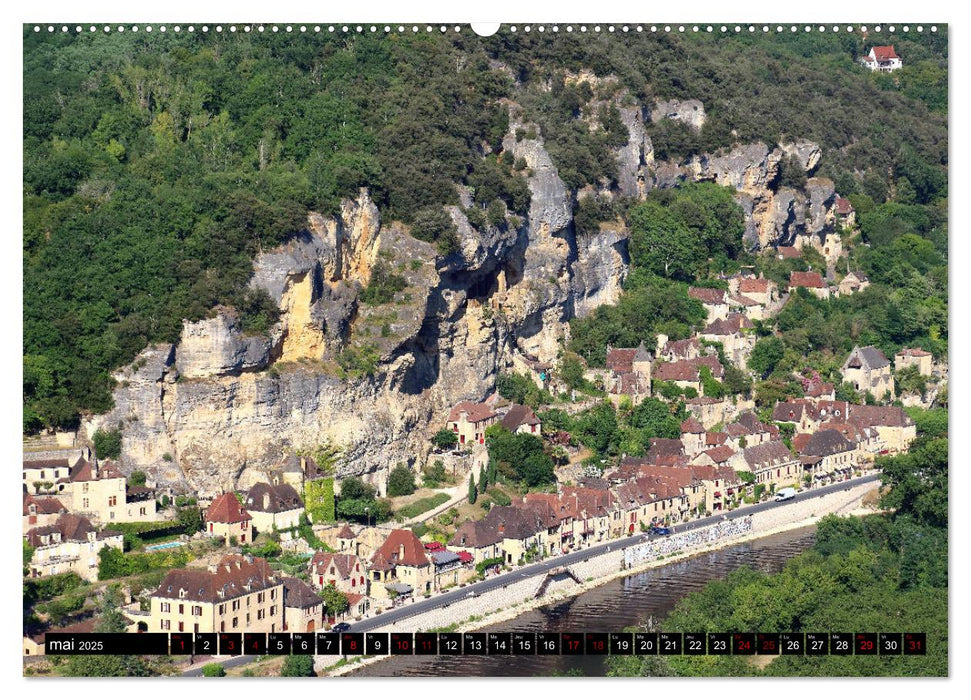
<box><xmin>39</xmin><ymin>632</ymin><xmax>927</xmax><ymax>655</ymax></box>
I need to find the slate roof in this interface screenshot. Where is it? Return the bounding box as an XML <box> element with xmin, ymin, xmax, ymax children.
<box><xmin>245</xmin><ymin>482</ymin><xmax>304</xmax><ymax>514</ymax></box>
<box><xmin>800</xmin><ymin>429</ymin><xmax>856</xmax><ymax>457</ymax></box>
<box><xmin>154</xmin><ymin>555</ymin><xmax>278</xmax><ymax>603</ymax></box>
<box><xmin>703</xmin><ymin>313</ymin><xmax>753</xmax><ymax>336</ymax></box>
<box><xmin>741</xmin><ymin>441</ymin><xmax>796</xmax><ymax>471</ymax></box>
<box><xmin>844</xmin><ymin>346</ymin><xmax>890</xmax><ymax>371</ymax></box>
<box><xmin>501</xmin><ymin>404</ymin><xmax>542</xmax><ymax>431</ymax></box>
<box><xmin>773</xmin><ymin>401</ymin><xmax>820</xmax><ymax>423</ymax></box>
<box><xmin>846</xmin><ymin>405</ymin><xmax>914</xmax><ymax>429</ymax></box>
<box><xmin>282</xmin><ymin>576</ymin><xmax>321</xmax><ymax>609</ymax></box>
<box><xmin>25</xmin><ymin>513</ymin><xmax>119</xmax><ymax>547</ymax></box>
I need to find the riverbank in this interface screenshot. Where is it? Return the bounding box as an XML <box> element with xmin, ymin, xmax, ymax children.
<box><xmin>325</xmin><ymin>480</ymin><xmax>878</xmax><ymax>677</ymax></box>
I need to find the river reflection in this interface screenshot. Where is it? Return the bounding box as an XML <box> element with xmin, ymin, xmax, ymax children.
<box><xmin>352</xmin><ymin>526</ymin><xmax>817</xmax><ymax>677</ymax></box>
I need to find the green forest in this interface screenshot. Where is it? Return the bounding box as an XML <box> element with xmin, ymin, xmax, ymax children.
<box><xmin>607</xmin><ymin>408</ymin><xmax>948</xmax><ymax>677</ymax></box>
<box><xmin>23</xmin><ymin>27</ymin><xmax>947</xmax><ymax>432</ymax></box>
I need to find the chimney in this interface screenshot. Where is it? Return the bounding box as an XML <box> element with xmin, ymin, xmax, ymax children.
<box><xmin>207</xmin><ymin>563</ymin><xmax>218</xmax><ymax>574</ymax></box>
<box><xmin>398</xmin><ymin>544</ymin><xmax>405</xmax><ymax>560</ymax></box>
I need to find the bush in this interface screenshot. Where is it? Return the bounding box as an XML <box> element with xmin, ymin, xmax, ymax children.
<box><xmin>487</xmin><ymin>488</ymin><xmax>511</xmax><ymax>507</ymax></box>
<box><xmin>432</xmin><ymin>428</ymin><xmax>458</xmax><ymax>451</ymax></box>
<box><xmin>360</xmin><ymin>261</ymin><xmax>407</xmax><ymax>306</ymax></box>
<box><xmin>304</xmin><ymin>478</ymin><xmax>336</xmax><ymax>523</ymax></box>
<box><xmin>201</xmin><ymin>663</ymin><xmax>226</xmax><ymax>677</ymax></box>
<box><xmin>387</xmin><ymin>464</ymin><xmax>417</xmax><ymax>497</ymax></box>
<box><xmin>281</xmin><ymin>654</ymin><xmax>315</xmax><ymax>677</ymax></box>
<box><xmin>92</xmin><ymin>427</ymin><xmax>122</xmax><ymax>460</ymax></box>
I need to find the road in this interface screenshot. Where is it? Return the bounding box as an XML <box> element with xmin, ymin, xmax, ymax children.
<box><xmin>182</xmin><ymin>472</ymin><xmax>879</xmax><ymax>674</ymax></box>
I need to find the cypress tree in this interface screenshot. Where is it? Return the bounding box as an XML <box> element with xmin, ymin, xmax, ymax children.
<box><xmin>468</xmin><ymin>474</ymin><xmax>478</xmax><ymax>504</ymax></box>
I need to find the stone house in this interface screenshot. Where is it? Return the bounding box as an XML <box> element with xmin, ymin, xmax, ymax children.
<box><xmin>244</xmin><ymin>481</ymin><xmax>304</xmax><ymax>535</ymax></box>
<box><xmin>281</xmin><ymin>576</ymin><xmax>325</xmax><ymax>633</ymax></box>
<box><xmin>838</xmin><ymin>271</ymin><xmax>870</xmax><ymax>296</ymax></box>
<box><xmin>861</xmin><ymin>45</ymin><xmax>902</xmax><ymax>72</ymax></box>
<box><xmin>773</xmin><ymin>400</ymin><xmax>822</xmax><ymax>433</ymax></box>
<box><xmin>148</xmin><ymin>555</ymin><xmax>283</xmax><ymax>634</ymax></box>
<box><xmin>736</xmin><ymin>276</ymin><xmax>776</xmax><ymax>306</ymax></box>
<box><xmin>724</xmin><ymin>412</ymin><xmax>779</xmax><ymax>450</ymax></box>
<box><xmin>24</xmin><ymin>513</ymin><xmax>123</xmax><ymax>582</ymax></box>
<box><xmin>655</xmin><ymin>335</ymin><xmax>702</xmax><ymax>362</ymax></box>
<box><xmin>680</xmin><ymin>417</ymin><xmax>706</xmax><ymax>455</ymax></box>
<box><xmin>653</xmin><ymin>355</ymin><xmax>724</xmax><ymax>396</ymax></box>
<box><xmin>447</xmin><ymin>520</ymin><xmax>502</xmax><ymax>564</ymax></box>
<box><xmin>789</xmin><ymin>270</ymin><xmax>830</xmax><ymax>299</ymax></box>
<box><xmin>447</xmin><ymin>400</ymin><xmax>498</xmax><ymax>446</ymax></box>
<box><xmin>500</xmin><ymin>403</ymin><xmax>543</xmax><ymax>436</ymax></box>
<box><xmin>732</xmin><ymin>441</ymin><xmax>800</xmax><ymax>492</ymax></box>
<box><xmin>845</xmin><ymin>405</ymin><xmax>916</xmax><ymax>454</ymax></box>
<box><xmin>369</xmin><ymin>529</ymin><xmax>434</xmax><ymax>599</ymax></box>
<box><xmin>205</xmin><ymin>492</ymin><xmax>253</xmax><ymax>545</ymax></box>
<box><xmin>797</xmin><ymin>429</ymin><xmax>858</xmax><ymax>483</ymax></box>
<box><xmin>23</xmin><ymin>457</ymin><xmax>77</xmax><ymax>496</ymax></box>
<box><xmin>895</xmin><ymin>348</ymin><xmax>933</xmax><ymax>377</ymax></box>
<box><xmin>842</xmin><ymin>346</ymin><xmax>895</xmax><ymax>400</ymax></box>
<box><xmin>834</xmin><ymin>196</ymin><xmax>856</xmax><ymax>227</ymax></box>
<box><xmin>309</xmin><ymin>551</ymin><xmax>368</xmax><ymax>596</ymax></box>
<box><xmin>688</xmin><ymin>287</ymin><xmax>730</xmax><ymax>322</ymax></box>
<box><xmin>685</xmin><ymin>396</ymin><xmax>732</xmax><ymax>428</ymax></box>
<box><xmin>699</xmin><ymin>313</ymin><xmax>756</xmax><ymax>368</ymax></box>
<box><xmin>23</xmin><ymin>493</ymin><xmax>67</xmax><ymax>534</ymax></box>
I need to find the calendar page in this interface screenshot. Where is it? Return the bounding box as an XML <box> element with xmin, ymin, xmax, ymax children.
<box><xmin>21</xmin><ymin>17</ymin><xmax>948</xmax><ymax>681</ymax></box>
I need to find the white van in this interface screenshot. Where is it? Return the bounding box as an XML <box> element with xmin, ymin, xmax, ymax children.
<box><xmin>774</xmin><ymin>487</ymin><xmax>796</xmax><ymax>502</ymax></box>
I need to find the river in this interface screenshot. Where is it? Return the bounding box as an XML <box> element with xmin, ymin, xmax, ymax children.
<box><xmin>351</xmin><ymin>525</ymin><xmax>817</xmax><ymax>677</ymax></box>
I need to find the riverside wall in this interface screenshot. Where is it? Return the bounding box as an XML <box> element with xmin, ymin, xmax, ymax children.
<box><xmin>322</xmin><ymin>479</ymin><xmax>876</xmax><ymax>675</ymax></box>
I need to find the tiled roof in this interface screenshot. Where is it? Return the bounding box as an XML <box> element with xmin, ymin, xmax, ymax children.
<box><xmin>790</xmin><ymin>271</ymin><xmax>825</xmax><ymax>289</ymax></box>
<box><xmin>23</xmin><ymin>493</ymin><xmax>66</xmax><ymax>516</ymax></box>
<box><xmin>706</xmin><ymin>431</ymin><xmax>727</xmax><ymax>445</ymax></box>
<box><xmin>689</xmin><ymin>287</ymin><xmax>727</xmax><ymax>305</ymax></box>
<box><xmin>309</xmin><ymin>552</ymin><xmax>361</xmax><ymax>579</ymax></box>
<box><xmin>25</xmin><ymin>513</ymin><xmax>117</xmax><ymax>547</ymax></box>
<box><xmin>773</xmin><ymin>401</ymin><xmax>820</xmax><ymax>423</ymax></box>
<box><xmin>447</xmin><ymin>400</ymin><xmax>497</xmax><ymax>424</ymax></box>
<box><xmin>606</xmin><ymin>347</ymin><xmax>638</xmax><ymax>373</ymax></box>
<box><xmin>872</xmin><ymin>45</ymin><xmax>899</xmax><ymax>61</ymax></box>
<box><xmin>207</xmin><ymin>493</ymin><xmax>252</xmax><ymax>524</ymax></box>
<box><xmin>703</xmin><ymin>446</ymin><xmax>736</xmax><ymax>464</ymax></box>
<box><xmin>835</xmin><ymin>197</ymin><xmax>855</xmax><ymax>215</ymax></box>
<box><xmin>373</xmin><ymin>529</ymin><xmax>430</xmax><ymax>568</ymax></box>
<box><xmin>897</xmin><ymin>347</ymin><xmax>931</xmax><ymax>358</ymax></box>
<box><xmin>776</xmin><ymin>246</ymin><xmax>801</xmax><ymax>259</ymax></box>
<box><xmin>681</xmin><ymin>418</ymin><xmax>705</xmax><ymax>434</ymax></box>
<box><xmin>154</xmin><ymin>555</ymin><xmax>278</xmax><ymax>604</ymax></box>
<box><xmin>846</xmin><ymin>405</ymin><xmax>914</xmax><ymax>429</ymax></box>
<box><xmin>739</xmin><ymin>277</ymin><xmax>771</xmax><ymax>294</ymax></box>
<box><xmin>336</xmin><ymin>523</ymin><xmax>356</xmax><ymax>540</ymax></box>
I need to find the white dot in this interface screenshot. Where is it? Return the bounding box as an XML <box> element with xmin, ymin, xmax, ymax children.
<box><xmin>678</xmin><ymin>26</ymin><xmax>685</xmax><ymax>33</ymax></box>
<box><xmin>357</xmin><ymin>26</ymin><xmax>363</xmax><ymax>33</ymax></box>
<box><xmin>790</xmin><ymin>26</ymin><xmax>797</xmax><ymax>32</ymax></box>
<box><xmin>62</xmin><ymin>26</ymin><xmax>68</xmax><ymax>32</ymax></box>
<box><xmin>89</xmin><ymin>25</ymin><xmax>96</xmax><ymax>32</ymax></box>
<box><xmin>272</xmin><ymin>26</ymin><xmax>277</xmax><ymax>33</ymax></box>
<box><xmin>735</xmin><ymin>26</ymin><xmax>741</xmax><ymax>33</ymax></box>
<box><xmin>623</xmin><ymin>25</ymin><xmax>629</xmax><ymax>32</ymax></box>
<box><xmin>580</xmin><ymin>26</ymin><xmax>587</xmax><ymax>33</ymax></box>
<box><xmin>33</xmin><ymin>26</ymin><xmax>39</xmax><ymax>32</ymax></box>
<box><xmin>454</xmin><ymin>26</ymin><xmax>461</xmax><ymax>32</ymax></box>
<box><xmin>776</xmin><ymin>26</ymin><xmax>783</xmax><ymax>32</ymax></box>
<box><xmin>762</xmin><ymin>26</ymin><xmax>769</xmax><ymax>33</ymax></box>
<box><xmin>230</xmin><ymin>26</ymin><xmax>236</xmax><ymax>33</ymax></box>
<box><xmin>285</xmin><ymin>25</ymin><xmax>292</xmax><ymax>33</ymax></box>
<box><xmin>608</xmin><ymin>26</ymin><xmax>614</xmax><ymax>33</ymax></box>
<box><xmin>692</xmin><ymin>26</ymin><xmax>699</xmax><ymax>32</ymax></box>
<box><xmin>903</xmin><ymin>26</ymin><xmax>909</xmax><ymax>32</ymax></box>
<box><xmin>861</xmin><ymin>26</ymin><xmax>867</xmax><ymax>32</ymax></box>
<box><xmin>818</xmin><ymin>26</ymin><xmax>825</xmax><ymax>32</ymax></box>
<box><xmin>932</xmin><ymin>26</ymin><xmax>937</xmax><ymax>32</ymax></box>
<box><xmin>215</xmin><ymin>26</ymin><xmax>222</xmax><ymax>33</ymax></box>
<box><xmin>889</xmin><ymin>25</ymin><xmax>895</xmax><ymax>32</ymax></box>
<box><xmin>526</xmin><ymin>26</ymin><xmax>532</xmax><ymax>33</ymax></box>
<box><xmin>440</xmin><ymin>26</ymin><xmax>446</xmax><ymax>33</ymax></box>
<box><xmin>721</xmin><ymin>26</ymin><xmax>727</xmax><ymax>33</ymax></box>
<box><xmin>511</xmin><ymin>25</ymin><xmax>517</xmax><ymax>33</ymax></box>
<box><xmin>129</xmin><ymin>26</ymin><xmax>135</xmax><ymax>33</ymax></box>
<box><xmin>118</xmin><ymin>26</ymin><xmax>125</xmax><ymax>33</ymax></box>
<box><xmin>875</xmin><ymin>26</ymin><xmax>881</xmax><ymax>32</ymax></box>
<box><xmin>103</xmin><ymin>26</ymin><xmax>110</xmax><ymax>33</ymax></box>
<box><xmin>707</xmin><ymin>26</ymin><xmax>713</xmax><ymax>33</ymax></box>
<box><xmin>804</xmin><ymin>26</ymin><xmax>811</xmax><ymax>33</ymax></box>
<box><xmin>847</xmin><ymin>26</ymin><xmax>854</xmax><ymax>33</ymax></box>
<box><xmin>175</xmin><ymin>26</ymin><xmax>181</xmax><ymax>33</ymax></box>
<box><xmin>917</xmin><ymin>26</ymin><xmax>924</xmax><ymax>32</ymax></box>
<box><xmin>188</xmin><ymin>26</ymin><xmax>195</xmax><ymax>33</ymax></box>
<box><xmin>567</xmin><ymin>26</ymin><xmax>573</xmax><ymax>32</ymax></box>
<box><xmin>245</xmin><ymin>26</ymin><xmax>251</xmax><ymax>33</ymax></box>
<box><xmin>300</xmin><ymin>25</ymin><xmax>306</xmax><ymax>33</ymax></box>
<box><xmin>833</xmin><ymin>26</ymin><xmax>839</xmax><ymax>33</ymax></box>
<box><xmin>160</xmin><ymin>26</ymin><xmax>166</xmax><ymax>32</ymax></box>
<box><xmin>664</xmin><ymin>26</ymin><xmax>670</xmax><ymax>32</ymax></box>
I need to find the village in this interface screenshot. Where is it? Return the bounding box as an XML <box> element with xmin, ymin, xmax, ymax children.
<box><xmin>22</xmin><ymin>213</ymin><xmax>942</xmax><ymax>667</ymax></box>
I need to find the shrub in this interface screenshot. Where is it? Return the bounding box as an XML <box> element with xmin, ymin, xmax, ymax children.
<box><xmin>387</xmin><ymin>464</ymin><xmax>417</xmax><ymax>497</ymax></box>
<box><xmin>432</xmin><ymin>428</ymin><xmax>458</xmax><ymax>450</ymax></box>
<box><xmin>92</xmin><ymin>427</ymin><xmax>122</xmax><ymax>460</ymax></box>
<box><xmin>201</xmin><ymin>663</ymin><xmax>226</xmax><ymax>677</ymax></box>
<box><xmin>281</xmin><ymin>655</ymin><xmax>315</xmax><ymax>677</ymax></box>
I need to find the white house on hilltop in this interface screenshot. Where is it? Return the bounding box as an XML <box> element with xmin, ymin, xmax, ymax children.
<box><xmin>861</xmin><ymin>46</ymin><xmax>902</xmax><ymax>73</ymax></box>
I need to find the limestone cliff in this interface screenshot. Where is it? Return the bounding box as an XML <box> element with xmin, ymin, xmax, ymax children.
<box><xmin>83</xmin><ymin>85</ymin><xmax>842</xmax><ymax>496</ymax></box>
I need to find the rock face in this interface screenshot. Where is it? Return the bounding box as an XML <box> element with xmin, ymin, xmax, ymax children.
<box><xmin>651</xmin><ymin>99</ymin><xmax>706</xmax><ymax>132</ymax></box>
<box><xmin>83</xmin><ymin>84</ymin><xmax>839</xmax><ymax>496</ymax></box>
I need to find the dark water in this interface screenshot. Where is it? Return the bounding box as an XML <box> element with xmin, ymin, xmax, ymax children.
<box><xmin>352</xmin><ymin>526</ymin><xmax>816</xmax><ymax>677</ymax></box>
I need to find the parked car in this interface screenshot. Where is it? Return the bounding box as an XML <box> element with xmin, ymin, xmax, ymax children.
<box><xmin>332</xmin><ymin>622</ymin><xmax>351</xmax><ymax>633</ymax></box>
<box><xmin>649</xmin><ymin>525</ymin><xmax>672</xmax><ymax>536</ymax></box>
<box><xmin>467</xmin><ymin>590</ymin><xmax>478</xmax><ymax>598</ymax></box>
<box><xmin>774</xmin><ymin>487</ymin><xmax>797</xmax><ymax>502</ymax></box>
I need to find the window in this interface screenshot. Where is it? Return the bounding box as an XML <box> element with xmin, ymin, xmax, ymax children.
<box><xmin>108</xmin><ymin>496</ymin><xmax>117</xmax><ymax>507</ymax></box>
<box><xmin>192</xmin><ymin>606</ymin><xmax>202</xmax><ymax>616</ymax></box>
<box><xmin>161</xmin><ymin>602</ymin><xmax>171</xmax><ymax>613</ymax></box>
<box><xmin>232</xmin><ymin>617</ymin><xmax>238</xmax><ymax>629</ymax></box>
<box><xmin>218</xmin><ymin>604</ymin><xmax>225</xmax><ymax>615</ymax></box>
<box><xmin>83</xmin><ymin>483</ymin><xmax>89</xmax><ymax>493</ymax></box>
<box><xmin>270</xmin><ymin>606</ymin><xmax>276</xmax><ymax>616</ymax></box>
<box><xmin>257</xmin><ymin>609</ymin><xmax>264</xmax><ymax>620</ymax></box>
<box><xmin>178</xmin><ymin>604</ymin><xmax>184</xmax><ymax>614</ymax></box>
<box><xmin>178</xmin><ymin>621</ymin><xmax>184</xmax><ymax>632</ymax></box>
<box><xmin>140</xmin><ymin>507</ymin><xmax>146</xmax><ymax>516</ymax></box>
<box><xmin>82</xmin><ymin>498</ymin><xmax>89</xmax><ymax>509</ymax></box>
<box><xmin>270</xmin><ymin>589</ymin><xmax>276</xmax><ymax>600</ymax></box>
<box><xmin>161</xmin><ymin>620</ymin><xmax>170</xmax><ymax>630</ymax></box>
<box><xmin>220</xmin><ymin>621</ymin><xmax>225</xmax><ymax>632</ymax></box>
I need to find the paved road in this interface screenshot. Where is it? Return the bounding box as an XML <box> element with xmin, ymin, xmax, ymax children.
<box><xmin>182</xmin><ymin>472</ymin><xmax>879</xmax><ymax>674</ymax></box>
